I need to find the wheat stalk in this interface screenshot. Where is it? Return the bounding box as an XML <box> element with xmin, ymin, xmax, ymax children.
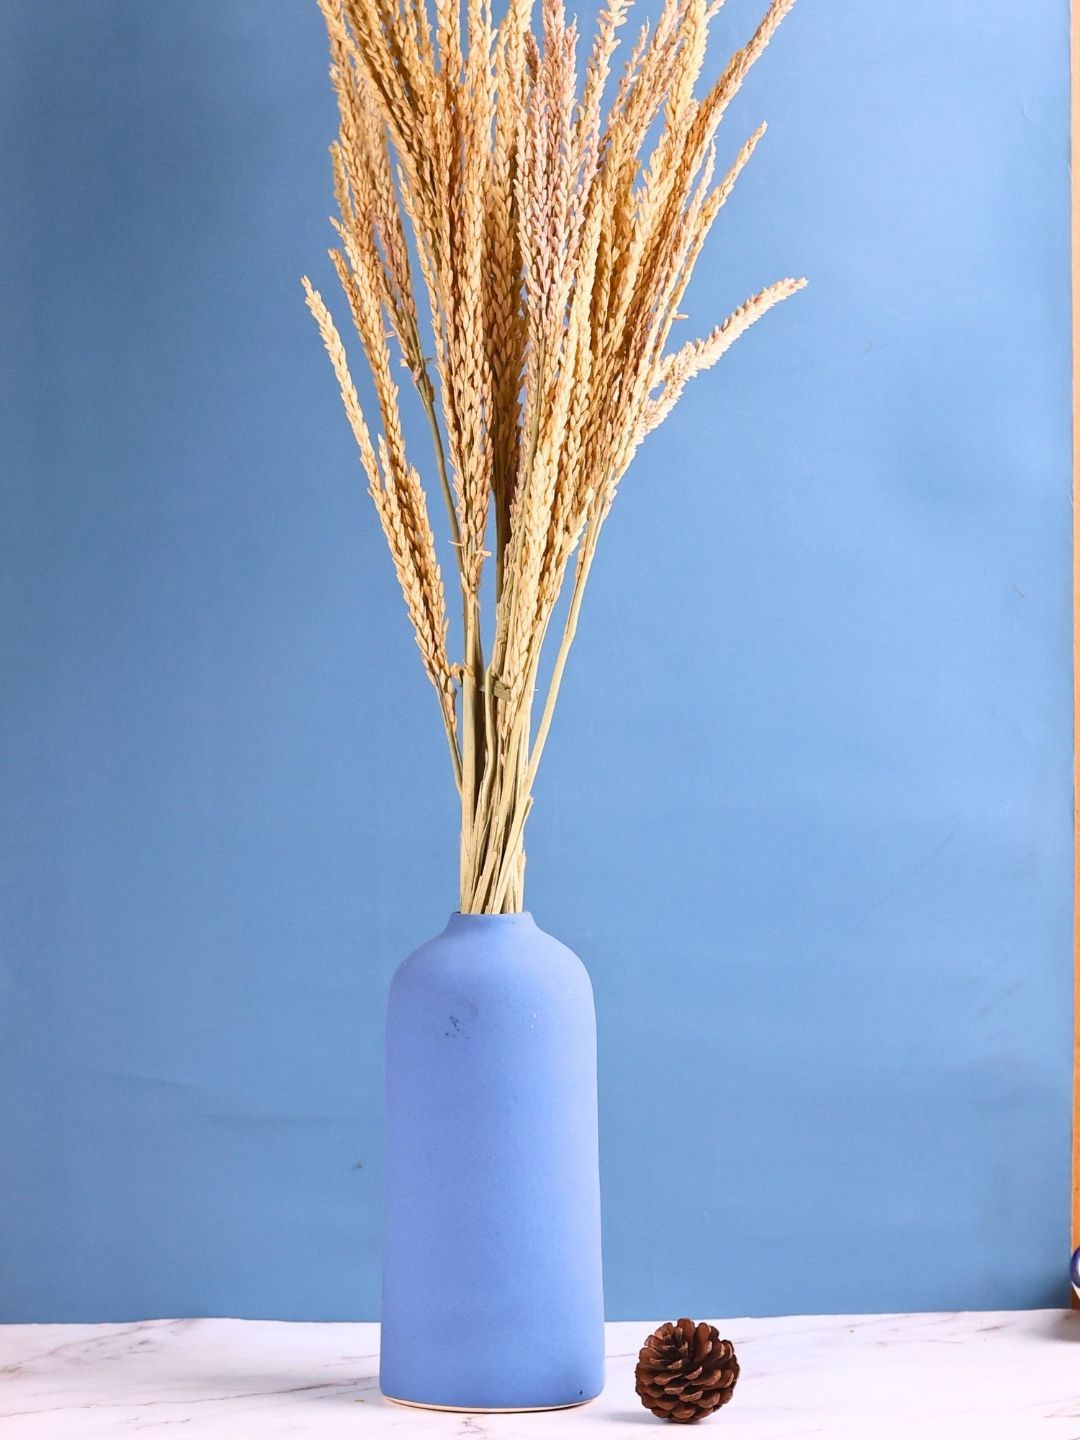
<box><xmin>305</xmin><ymin>0</ymin><xmax>805</xmax><ymax>912</ymax></box>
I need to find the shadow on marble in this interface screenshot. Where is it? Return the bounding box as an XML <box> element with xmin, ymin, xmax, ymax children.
<box><xmin>1041</xmin><ymin>1311</ymin><xmax>1080</xmax><ymax>1344</ymax></box>
<box><xmin>115</xmin><ymin>1370</ymin><xmax>381</xmax><ymax>1405</ymax></box>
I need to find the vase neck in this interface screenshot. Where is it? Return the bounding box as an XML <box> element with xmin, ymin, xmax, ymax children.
<box><xmin>443</xmin><ymin>910</ymin><xmax>539</xmax><ymax>939</ymax></box>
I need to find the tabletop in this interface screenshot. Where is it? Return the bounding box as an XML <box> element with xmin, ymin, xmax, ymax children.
<box><xmin>3</xmin><ymin>1310</ymin><xmax>1079</xmax><ymax>1438</ymax></box>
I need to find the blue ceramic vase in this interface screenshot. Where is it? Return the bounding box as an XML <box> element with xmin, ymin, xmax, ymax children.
<box><xmin>380</xmin><ymin>911</ymin><xmax>605</xmax><ymax>1411</ymax></box>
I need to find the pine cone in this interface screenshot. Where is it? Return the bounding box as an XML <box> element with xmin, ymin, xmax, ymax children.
<box><xmin>635</xmin><ymin>1319</ymin><xmax>739</xmax><ymax>1423</ymax></box>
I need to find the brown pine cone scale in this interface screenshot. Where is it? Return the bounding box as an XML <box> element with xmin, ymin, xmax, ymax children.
<box><xmin>635</xmin><ymin>1318</ymin><xmax>739</xmax><ymax>1423</ymax></box>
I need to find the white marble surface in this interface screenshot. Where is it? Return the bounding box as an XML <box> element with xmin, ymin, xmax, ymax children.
<box><xmin>2</xmin><ymin>1311</ymin><xmax>1079</xmax><ymax>1438</ymax></box>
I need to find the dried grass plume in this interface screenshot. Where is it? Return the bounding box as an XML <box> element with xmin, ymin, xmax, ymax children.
<box><xmin>304</xmin><ymin>0</ymin><xmax>805</xmax><ymax>912</ymax></box>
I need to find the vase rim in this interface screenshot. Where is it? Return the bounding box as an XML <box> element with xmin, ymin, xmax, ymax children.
<box><xmin>445</xmin><ymin>910</ymin><xmax>537</xmax><ymax>927</ymax></box>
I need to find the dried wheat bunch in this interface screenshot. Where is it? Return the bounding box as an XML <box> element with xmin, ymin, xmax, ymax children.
<box><xmin>304</xmin><ymin>0</ymin><xmax>805</xmax><ymax>913</ymax></box>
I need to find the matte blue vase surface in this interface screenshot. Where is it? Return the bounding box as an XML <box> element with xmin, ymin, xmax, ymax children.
<box><xmin>380</xmin><ymin>911</ymin><xmax>605</xmax><ymax>1411</ymax></box>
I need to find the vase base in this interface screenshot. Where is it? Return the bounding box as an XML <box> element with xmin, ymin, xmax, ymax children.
<box><xmin>383</xmin><ymin>1393</ymin><xmax>598</xmax><ymax>1414</ymax></box>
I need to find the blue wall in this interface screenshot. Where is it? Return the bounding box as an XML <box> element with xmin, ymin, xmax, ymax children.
<box><xmin>1</xmin><ymin>0</ymin><xmax>1072</xmax><ymax>1322</ymax></box>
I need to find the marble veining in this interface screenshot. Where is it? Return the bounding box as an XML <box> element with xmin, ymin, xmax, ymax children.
<box><xmin>2</xmin><ymin>1311</ymin><xmax>1080</xmax><ymax>1437</ymax></box>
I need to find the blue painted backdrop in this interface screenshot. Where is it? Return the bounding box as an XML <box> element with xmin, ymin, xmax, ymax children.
<box><xmin>1</xmin><ymin>0</ymin><xmax>1072</xmax><ymax>1322</ymax></box>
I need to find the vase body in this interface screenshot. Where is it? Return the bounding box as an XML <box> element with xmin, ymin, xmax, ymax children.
<box><xmin>380</xmin><ymin>911</ymin><xmax>605</xmax><ymax>1411</ymax></box>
